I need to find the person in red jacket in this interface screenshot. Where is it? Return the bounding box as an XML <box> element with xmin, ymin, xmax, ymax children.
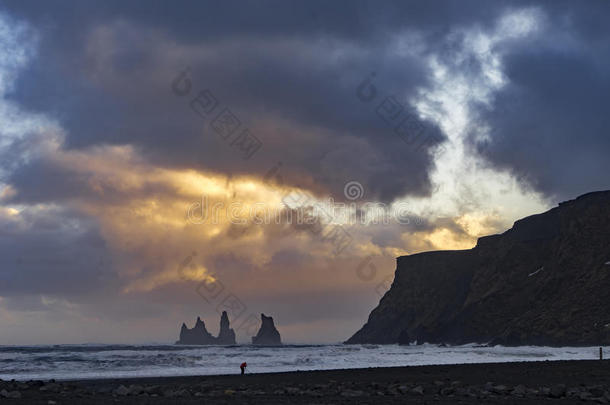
<box><xmin>240</xmin><ymin>362</ymin><xmax>247</xmax><ymax>375</ymax></box>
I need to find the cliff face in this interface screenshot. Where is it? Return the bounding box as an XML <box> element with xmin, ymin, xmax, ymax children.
<box><xmin>347</xmin><ymin>191</ymin><xmax>610</xmax><ymax>346</ymax></box>
<box><xmin>176</xmin><ymin>311</ymin><xmax>236</xmax><ymax>345</ymax></box>
<box><xmin>252</xmin><ymin>313</ymin><xmax>282</xmax><ymax>345</ymax></box>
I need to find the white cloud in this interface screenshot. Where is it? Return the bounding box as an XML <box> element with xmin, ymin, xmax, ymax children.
<box><xmin>389</xmin><ymin>8</ymin><xmax>550</xmax><ymax>241</ymax></box>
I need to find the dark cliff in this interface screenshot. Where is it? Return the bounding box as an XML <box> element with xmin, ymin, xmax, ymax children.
<box><xmin>176</xmin><ymin>311</ymin><xmax>236</xmax><ymax>345</ymax></box>
<box><xmin>252</xmin><ymin>313</ymin><xmax>282</xmax><ymax>345</ymax></box>
<box><xmin>347</xmin><ymin>191</ymin><xmax>610</xmax><ymax>346</ymax></box>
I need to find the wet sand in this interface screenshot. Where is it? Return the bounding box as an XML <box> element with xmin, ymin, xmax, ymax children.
<box><xmin>1</xmin><ymin>359</ymin><xmax>609</xmax><ymax>403</ymax></box>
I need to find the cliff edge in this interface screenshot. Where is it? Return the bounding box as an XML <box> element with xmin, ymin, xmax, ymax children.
<box><xmin>346</xmin><ymin>191</ymin><xmax>610</xmax><ymax>346</ymax></box>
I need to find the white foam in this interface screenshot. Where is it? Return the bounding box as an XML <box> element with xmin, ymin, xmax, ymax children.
<box><xmin>0</xmin><ymin>343</ymin><xmax>607</xmax><ymax>381</ymax></box>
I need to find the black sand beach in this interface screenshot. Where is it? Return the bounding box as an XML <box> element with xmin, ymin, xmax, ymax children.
<box><xmin>2</xmin><ymin>360</ymin><xmax>610</xmax><ymax>404</ymax></box>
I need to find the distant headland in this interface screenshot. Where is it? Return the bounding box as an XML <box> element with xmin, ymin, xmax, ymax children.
<box><xmin>347</xmin><ymin>190</ymin><xmax>610</xmax><ymax>346</ymax></box>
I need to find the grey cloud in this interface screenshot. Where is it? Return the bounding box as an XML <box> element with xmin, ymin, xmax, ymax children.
<box><xmin>0</xmin><ymin>0</ymin><xmax>526</xmax><ymax>203</ymax></box>
<box><xmin>469</xmin><ymin>3</ymin><xmax>610</xmax><ymax>201</ymax></box>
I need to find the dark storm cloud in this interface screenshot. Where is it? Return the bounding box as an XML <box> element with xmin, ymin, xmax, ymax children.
<box><xmin>1</xmin><ymin>0</ymin><xmax>503</xmax><ymax>43</ymax></box>
<box><xmin>5</xmin><ymin>0</ymin><xmax>608</xmax><ymax>203</ymax></box>
<box><xmin>468</xmin><ymin>0</ymin><xmax>610</xmax><ymax>201</ymax></box>
<box><xmin>0</xmin><ymin>0</ymin><xmax>521</xmax><ymax>203</ymax></box>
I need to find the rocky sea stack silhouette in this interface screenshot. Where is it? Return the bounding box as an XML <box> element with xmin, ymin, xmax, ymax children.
<box><xmin>347</xmin><ymin>191</ymin><xmax>610</xmax><ymax>346</ymax></box>
<box><xmin>176</xmin><ymin>311</ymin><xmax>236</xmax><ymax>345</ymax></box>
<box><xmin>252</xmin><ymin>313</ymin><xmax>282</xmax><ymax>345</ymax></box>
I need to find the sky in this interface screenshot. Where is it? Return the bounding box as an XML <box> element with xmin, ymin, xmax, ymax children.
<box><xmin>0</xmin><ymin>0</ymin><xmax>609</xmax><ymax>345</ymax></box>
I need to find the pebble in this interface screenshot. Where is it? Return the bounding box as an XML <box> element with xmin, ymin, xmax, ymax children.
<box><xmin>40</xmin><ymin>382</ymin><xmax>62</xmax><ymax>393</ymax></box>
<box><xmin>340</xmin><ymin>389</ymin><xmax>364</xmax><ymax>397</ymax></box>
<box><xmin>511</xmin><ymin>384</ymin><xmax>527</xmax><ymax>396</ymax></box>
<box><xmin>0</xmin><ymin>389</ymin><xmax>22</xmax><ymax>399</ymax></box>
<box><xmin>549</xmin><ymin>384</ymin><xmax>566</xmax><ymax>398</ymax></box>
<box><xmin>590</xmin><ymin>387</ymin><xmax>606</xmax><ymax>397</ymax></box>
<box><xmin>128</xmin><ymin>384</ymin><xmax>144</xmax><ymax>395</ymax></box>
<box><xmin>2</xmin><ymin>377</ymin><xmax>608</xmax><ymax>402</ymax></box>
<box><xmin>492</xmin><ymin>384</ymin><xmax>509</xmax><ymax>394</ymax></box>
<box><xmin>113</xmin><ymin>385</ymin><xmax>130</xmax><ymax>396</ymax></box>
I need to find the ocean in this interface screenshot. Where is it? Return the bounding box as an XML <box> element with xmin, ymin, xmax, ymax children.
<box><xmin>0</xmin><ymin>344</ymin><xmax>605</xmax><ymax>381</ymax></box>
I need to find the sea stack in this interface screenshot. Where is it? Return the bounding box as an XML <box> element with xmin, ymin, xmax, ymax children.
<box><xmin>176</xmin><ymin>311</ymin><xmax>237</xmax><ymax>345</ymax></box>
<box><xmin>252</xmin><ymin>313</ymin><xmax>282</xmax><ymax>345</ymax></box>
<box><xmin>177</xmin><ymin>316</ymin><xmax>215</xmax><ymax>345</ymax></box>
<box><xmin>216</xmin><ymin>311</ymin><xmax>237</xmax><ymax>345</ymax></box>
